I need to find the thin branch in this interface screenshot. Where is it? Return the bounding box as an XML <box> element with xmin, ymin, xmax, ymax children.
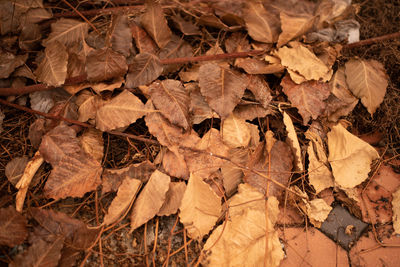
<box><xmin>343</xmin><ymin>31</ymin><xmax>400</xmax><ymax>49</ymax></box>
<box><xmin>61</xmin><ymin>0</ymin><xmax>100</xmax><ymax>34</ymax></box>
<box><xmin>53</xmin><ymin>5</ymin><xmax>143</xmax><ymax>18</ymax></box>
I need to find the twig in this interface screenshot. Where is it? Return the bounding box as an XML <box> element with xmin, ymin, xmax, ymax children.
<box><xmin>61</xmin><ymin>0</ymin><xmax>100</xmax><ymax>34</ymax></box>
<box><xmin>53</xmin><ymin>5</ymin><xmax>143</xmax><ymax>18</ymax></box>
<box><xmin>343</xmin><ymin>31</ymin><xmax>400</xmax><ymax>49</ymax></box>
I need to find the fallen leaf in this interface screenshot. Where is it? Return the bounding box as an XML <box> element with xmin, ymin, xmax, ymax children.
<box><xmin>162</xmin><ymin>148</ymin><xmax>189</xmax><ymax>179</ymax></box>
<box><xmin>42</xmin><ymin>18</ymin><xmax>89</xmax><ymax>47</ymax></box>
<box><xmin>0</xmin><ymin>206</ymin><xmax>27</xmax><ymax>246</ymax></box>
<box><xmin>221</xmin><ymin>148</ymin><xmax>249</xmax><ymax>197</ymax></box>
<box><xmin>108</xmin><ymin>14</ymin><xmax>132</xmax><ymax>57</ymax></box>
<box><xmin>277</xmin><ymin>12</ymin><xmax>316</xmax><ymax>47</ymax></box>
<box><xmin>243</xmin><ymin>1</ymin><xmax>280</xmax><ymax>43</ymax></box>
<box><xmin>281</xmin><ymin>75</ymin><xmax>331</xmax><ymax>124</ymax></box>
<box><xmin>158</xmin><ymin>182</ymin><xmax>187</xmax><ymax>216</ymax></box>
<box><xmin>140</xmin><ymin>0</ymin><xmax>172</xmax><ymax>48</ymax></box>
<box><xmin>275</xmin><ymin>41</ymin><xmax>332</xmax><ymax>83</ymax></box>
<box><xmin>171</xmin><ymin>14</ymin><xmax>201</xmax><ymax>36</ymax></box>
<box><xmin>283</xmin><ymin>111</ymin><xmax>304</xmax><ymax>171</ymax></box>
<box><xmin>85</xmin><ymin>48</ymin><xmax>128</xmax><ymax>82</ymax></box>
<box><xmin>130</xmin><ymin>170</ymin><xmax>170</xmax><ymax>231</ymax></box>
<box><xmin>35</xmin><ymin>41</ymin><xmax>68</xmax><ymax>86</ymax></box>
<box><xmin>130</xmin><ymin>22</ymin><xmax>158</xmax><ymax>54</ymax></box>
<box><xmin>77</xmin><ymin>90</ymin><xmax>101</xmax><ymax>122</ymax></box>
<box><xmin>126</xmin><ymin>53</ymin><xmax>163</xmax><ymax>88</ymax></box>
<box><xmin>345</xmin><ymin>59</ymin><xmax>388</xmax><ymax>115</ymax></box>
<box><xmin>79</xmin><ymin>128</ymin><xmax>104</xmax><ymax>163</ymax></box>
<box><xmin>222</xmin><ymin>113</ymin><xmax>251</xmax><ymax>148</ymax></box>
<box><xmin>203</xmin><ymin>184</ymin><xmax>283</xmax><ymax>267</ymax></box>
<box><xmin>5</xmin><ymin>156</ymin><xmax>29</xmax><ymax>186</ymax></box>
<box><xmin>149</xmin><ymin>79</ymin><xmax>190</xmax><ymax>129</ymax></box>
<box><xmin>327</xmin><ymin>123</ymin><xmax>379</xmax><ymax>188</ymax></box>
<box><xmin>179</xmin><ymin>173</ymin><xmax>221</xmax><ymax>240</ymax></box>
<box><xmin>20</xmin><ymin>7</ymin><xmax>52</xmax><ymax>25</ymax></box>
<box><xmin>235</xmin><ymin>57</ymin><xmax>284</xmax><ymax>74</ymax></box>
<box><xmin>96</xmin><ymin>90</ymin><xmax>147</xmax><ymax>131</ymax></box>
<box><xmin>233</xmin><ymin>103</ymin><xmax>271</xmax><ymax>121</ymax></box>
<box><xmin>103</xmin><ymin>178</ymin><xmax>141</xmax><ymax>225</ymax></box>
<box><xmin>306</xmin><ymin>198</ymin><xmax>332</xmax><ymax>227</ymax></box>
<box><xmin>199</xmin><ymin>63</ymin><xmax>247</xmax><ymax>119</ymax></box>
<box><xmin>224</xmin><ymin>32</ymin><xmax>251</xmax><ymax>53</ymax></box>
<box><xmin>314</xmin><ymin>0</ymin><xmax>351</xmax><ymax>29</ymax></box>
<box><xmin>0</xmin><ymin>51</ymin><xmax>27</xmax><ymax>79</ymax></box>
<box><xmin>158</xmin><ymin>34</ymin><xmax>193</xmax><ymax>74</ymax></box>
<box><xmin>187</xmin><ymin>82</ymin><xmax>219</xmax><ymax>124</ymax></box>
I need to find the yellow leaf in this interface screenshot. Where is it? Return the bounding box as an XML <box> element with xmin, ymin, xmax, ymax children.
<box><xmin>327</xmin><ymin>124</ymin><xmax>379</xmax><ymax>188</ymax></box>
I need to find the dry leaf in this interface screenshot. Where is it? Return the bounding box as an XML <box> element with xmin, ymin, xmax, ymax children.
<box><xmin>0</xmin><ymin>206</ymin><xmax>28</xmax><ymax>246</ymax></box>
<box><xmin>79</xmin><ymin>128</ymin><xmax>104</xmax><ymax>163</ymax></box>
<box><xmin>199</xmin><ymin>63</ymin><xmax>247</xmax><ymax>119</ymax></box>
<box><xmin>306</xmin><ymin>198</ymin><xmax>332</xmax><ymax>228</ymax></box>
<box><xmin>140</xmin><ymin>0</ymin><xmax>172</xmax><ymax>48</ymax></box>
<box><xmin>162</xmin><ymin>148</ymin><xmax>189</xmax><ymax>179</ymax></box>
<box><xmin>283</xmin><ymin>111</ymin><xmax>304</xmax><ymax>171</ymax></box>
<box><xmin>203</xmin><ymin>184</ymin><xmax>284</xmax><ymax>267</ymax></box>
<box><xmin>392</xmin><ymin>187</ymin><xmax>400</xmax><ymax>234</ymax></box>
<box><xmin>221</xmin><ymin>148</ymin><xmax>249</xmax><ymax>197</ymax></box>
<box><xmin>77</xmin><ymin>91</ymin><xmax>101</xmax><ymax>122</ymax></box>
<box><xmin>275</xmin><ymin>41</ymin><xmax>333</xmax><ymax>83</ymax></box>
<box><xmin>225</xmin><ymin>32</ymin><xmax>251</xmax><ymax>53</ymax></box>
<box><xmin>20</xmin><ymin>7</ymin><xmax>52</xmax><ymax>25</ymax></box>
<box><xmin>277</xmin><ymin>12</ymin><xmax>316</xmax><ymax>47</ymax></box>
<box><xmin>345</xmin><ymin>59</ymin><xmax>388</xmax><ymax>115</ymax></box>
<box><xmin>42</xmin><ymin>18</ymin><xmax>89</xmax><ymax>47</ymax></box>
<box><xmin>0</xmin><ymin>50</ymin><xmax>27</xmax><ymax>78</ymax></box>
<box><xmin>157</xmin><ymin>182</ymin><xmax>187</xmax><ymax>216</ymax></box>
<box><xmin>85</xmin><ymin>48</ymin><xmax>128</xmax><ymax>82</ymax></box>
<box><xmin>222</xmin><ymin>113</ymin><xmax>251</xmax><ymax>148</ymax></box>
<box><xmin>158</xmin><ymin>34</ymin><xmax>193</xmax><ymax>74</ymax></box>
<box><xmin>179</xmin><ymin>173</ymin><xmax>221</xmax><ymax>240</ymax></box>
<box><xmin>126</xmin><ymin>53</ymin><xmax>163</xmax><ymax>88</ymax></box>
<box><xmin>171</xmin><ymin>14</ymin><xmax>201</xmax><ymax>36</ymax></box>
<box><xmin>149</xmin><ymin>79</ymin><xmax>190</xmax><ymax>129</ymax></box>
<box><xmin>327</xmin><ymin>123</ymin><xmax>379</xmax><ymax>188</ymax></box>
<box><xmin>187</xmin><ymin>83</ymin><xmax>219</xmax><ymax>124</ymax></box>
<box><xmin>233</xmin><ymin>103</ymin><xmax>271</xmax><ymax>121</ymax></box>
<box><xmin>281</xmin><ymin>75</ymin><xmax>331</xmax><ymax>124</ymax></box>
<box><xmin>35</xmin><ymin>41</ymin><xmax>68</xmax><ymax>86</ymax></box>
<box><xmin>314</xmin><ymin>0</ymin><xmax>351</xmax><ymax>29</ymax></box>
<box><xmin>130</xmin><ymin>170</ymin><xmax>170</xmax><ymax>231</ymax></box>
<box><xmin>103</xmin><ymin>178</ymin><xmax>141</xmax><ymax>225</ymax></box>
<box><xmin>96</xmin><ymin>90</ymin><xmax>147</xmax><ymax>131</ymax></box>
<box><xmin>5</xmin><ymin>156</ymin><xmax>29</xmax><ymax>186</ymax></box>
<box><xmin>243</xmin><ymin>1</ymin><xmax>280</xmax><ymax>43</ymax></box>
<box><xmin>235</xmin><ymin>58</ymin><xmax>284</xmax><ymax>75</ymax></box>
<box><xmin>108</xmin><ymin>15</ymin><xmax>132</xmax><ymax>57</ymax></box>
<box><xmin>130</xmin><ymin>22</ymin><xmax>158</xmax><ymax>54</ymax></box>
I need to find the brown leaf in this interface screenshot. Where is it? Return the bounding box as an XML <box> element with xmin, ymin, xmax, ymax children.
<box><xmin>96</xmin><ymin>90</ymin><xmax>147</xmax><ymax>131</ymax></box>
<box><xmin>162</xmin><ymin>148</ymin><xmax>189</xmax><ymax>179</ymax></box>
<box><xmin>233</xmin><ymin>103</ymin><xmax>271</xmax><ymax>121</ymax></box>
<box><xmin>19</xmin><ymin>24</ymin><xmax>42</xmax><ymax>51</ymax></box>
<box><xmin>221</xmin><ymin>148</ymin><xmax>249</xmax><ymax>197</ymax></box>
<box><xmin>103</xmin><ymin>178</ymin><xmax>141</xmax><ymax>225</ymax></box>
<box><xmin>149</xmin><ymin>79</ymin><xmax>190</xmax><ymax>129</ymax></box>
<box><xmin>108</xmin><ymin>14</ymin><xmax>132</xmax><ymax>57</ymax></box>
<box><xmin>77</xmin><ymin>91</ymin><xmax>102</xmax><ymax>122</ymax></box>
<box><xmin>130</xmin><ymin>170</ymin><xmax>170</xmax><ymax>231</ymax></box>
<box><xmin>5</xmin><ymin>156</ymin><xmax>29</xmax><ymax>186</ymax></box>
<box><xmin>235</xmin><ymin>57</ymin><xmax>284</xmax><ymax>75</ymax></box>
<box><xmin>222</xmin><ymin>113</ymin><xmax>251</xmax><ymax>148</ymax></box>
<box><xmin>130</xmin><ymin>22</ymin><xmax>158</xmax><ymax>54</ymax></box>
<box><xmin>345</xmin><ymin>59</ymin><xmax>388</xmax><ymax>115</ymax></box>
<box><xmin>244</xmin><ymin>140</ymin><xmax>293</xmax><ymax>197</ymax></box>
<box><xmin>126</xmin><ymin>53</ymin><xmax>163</xmax><ymax>88</ymax></box>
<box><xmin>102</xmin><ymin>161</ymin><xmax>155</xmax><ymax>193</ymax></box>
<box><xmin>281</xmin><ymin>75</ymin><xmax>331</xmax><ymax>124</ymax></box>
<box><xmin>179</xmin><ymin>173</ymin><xmax>221</xmax><ymax>240</ymax></box>
<box><xmin>277</xmin><ymin>12</ymin><xmax>316</xmax><ymax>47</ymax></box>
<box><xmin>21</xmin><ymin>7</ymin><xmax>52</xmax><ymax>25</ymax></box>
<box><xmin>157</xmin><ymin>182</ymin><xmax>187</xmax><ymax>216</ymax></box>
<box><xmin>42</xmin><ymin>18</ymin><xmax>89</xmax><ymax>47</ymax></box>
<box><xmin>140</xmin><ymin>0</ymin><xmax>172</xmax><ymax>48</ymax></box>
<box><xmin>10</xmin><ymin>237</ymin><xmax>64</xmax><ymax>267</ymax></box>
<box><xmin>224</xmin><ymin>32</ymin><xmax>251</xmax><ymax>53</ymax></box>
<box><xmin>171</xmin><ymin>14</ymin><xmax>201</xmax><ymax>36</ymax></box>
<box><xmin>79</xmin><ymin>128</ymin><xmax>104</xmax><ymax>163</ymax></box>
<box><xmin>243</xmin><ymin>1</ymin><xmax>280</xmax><ymax>43</ymax></box>
<box><xmin>247</xmin><ymin>75</ymin><xmax>273</xmax><ymax>108</ymax></box>
<box><xmin>188</xmin><ymin>83</ymin><xmax>219</xmax><ymax>124</ymax></box>
<box><xmin>85</xmin><ymin>48</ymin><xmax>128</xmax><ymax>82</ymax></box>
<box><xmin>283</xmin><ymin>111</ymin><xmax>304</xmax><ymax>171</ymax></box>
<box><xmin>0</xmin><ymin>206</ymin><xmax>28</xmax><ymax>247</ymax></box>
<box><xmin>158</xmin><ymin>34</ymin><xmax>193</xmax><ymax>74</ymax></box>
<box><xmin>199</xmin><ymin>63</ymin><xmax>247</xmax><ymax>119</ymax></box>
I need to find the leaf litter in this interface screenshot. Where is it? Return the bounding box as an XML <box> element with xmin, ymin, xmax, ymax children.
<box><xmin>0</xmin><ymin>0</ymin><xmax>399</xmax><ymax>266</ymax></box>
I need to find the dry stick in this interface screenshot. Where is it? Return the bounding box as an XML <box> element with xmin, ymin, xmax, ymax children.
<box><xmin>61</xmin><ymin>0</ymin><xmax>100</xmax><ymax>34</ymax></box>
<box><xmin>53</xmin><ymin>5</ymin><xmax>144</xmax><ymax>18</ymax></box>
<box><xmin>343</xmin><ymin>31</ymin><xmax>400</xmax><ymax>49</ymax></box>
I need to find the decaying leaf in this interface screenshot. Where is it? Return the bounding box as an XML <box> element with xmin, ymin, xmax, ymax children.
<box><xmin>35</xmin><ymin>41</ymin><xmax>68</xmax><ymax>86</ymax></box>
<box><xmin>77</xmin><ymin>91</ymin><xmax>102</xmax><ymax>122</ymax></box>
<box><xmin>243</xmin><ymin>1</ymin><xmax>280</xmax><ymax>43</ymax></box>
<box><xmin>149</xmin><ymin>79</ymin><xmax>190</xmax><ymax>129</ymax></box>
<box><xmin>306</xmin><ymin>198</ymin><xmax>332</xmax><ymax>228</ymax></box>
<box><xmin>42</xmin><ymin>18</ymin><xmax>89</xmax><ymax>47</ymax></box>
<box><xmin>235</xmin><ymin>58</ymin><xmax>284</xmax><ymax>75</ymax></box>
<box><xmin>86</xmin><ymin>48</ymin><xmax>128</xmax><ymax>82</ymax></box>
<box><xmin>222</xmin><ymin>113</ymin><xmax>251</xmax><ymax>148</ymax></box>
<box><xmin>221</xmin><ymin>148</ymin><xmax>249</xmax><ymax>197</ymax></box>
<box><xmin>130</xmin><ymin>170</ymin><xmax>170</xmax><ymax>231</ymax></box>
<box><xmin>281</xmin><ymin>75</ymin><xmax>331</xmax><ymax>124</ymax></box>
<box><xmin>392</xmin><ymin>187</ymin><xmax>400</xmax><ymax>234</ymax></box>
<box><xmin>96</xmin><ymin>90</ymin><xmax>147</xmax><ymax>131</ymax></box>
<box><xmin>108</xmin><ymin>14</ymin><xmax>132</xmax><ymax>57</ymax></box>
<box><xmin>345</xmin><ymin>59</ymin><xmax>388</xmax><ymax>115</ymax></box>
<box><xmin>158</xmin><ymin>182</ymin><xmax>187</xmax><ymax>216</ymax></box>
<box><xmin>0</xmin><ymin>206</ymin><xmax>28</xmax><ymax>246</ymax></box>
<box><xmin>126</xmin><ymin>53</ymin><xmax>163</xmax><ymax>88</ymax></box>
<box><xmin>162</xmin><ymin>148</ymin><xmax>189</xmax><ymax>179</ymax></box>
<box><xmin>0</xmin><ymin>51</ymin><xmax>27</xmax><ymax>79</ymax></box>
<box><xmin>171</xmin><ymin>14</ymin><xmax>201</xmax><ymax>36</ymax></box>
<box><xmin>79</xmin><ymin>128</ymin><xmax>104</xmax><ymax>163</ymax></box>
<box><xmin>179</xmin><ymin>173</ymin><xmax>221</xmax><ymax>240</ymax></box>
<box><xmin>327</xmin><ymin>123</ymin><xmax>379</xmax><ymax>188</ymax></box>
<box><xmin>140</xmin><ymin>0</ymin><xmax>172</xmax><ymax>48</ymax></box>
<box><xmin>187</xmin><ymin>83</ymin><xmax>219</xmax><ymax>124</ymax></box>
<box><xmin>275</xmin><ymin>41</ymin><xmax>333</xmax><ymax>83</ymax></box>
<box><xmin>283</xmin><ymin>111</ymin><xmax>303</xmax><ymax>171</ymax></box>
<box><xmin>130</xmin><ymin>22</ymin><xmax>158</xmax><ymax>54</ymax></box>
<box><xmin>158</xmin><ymin>34</ymin><xmax>193</xmax><ymax>74</ymax></box>
<box><xmin>5</xmin><ymin>156</ymin><xmax>29</xmax><ymax>186</ymax></box>
<box><xmin>203</xmin><ymin>184</ymin><xmax>284</xmax><ymax>267</ymax></box>
<box><xmin>199</xmin><ymin>63</ymin><xmax>247</xmax><ymax>119</ymax></box>
<box><xmin>277</xmin><ymin>12</ymin><xmax>316</xmax><ymax>47</ymax></box>
<box><xmin>103</xmin><ymin>178</ymin><xmax>141</xmax><ymax>225</ymax></box>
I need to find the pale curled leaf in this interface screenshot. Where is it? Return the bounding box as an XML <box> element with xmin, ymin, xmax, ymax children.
<box><xmin>306</xmin><ymin>198</ymin><xmax>332</xmax><ymax>228</ymax></box>
<box><xmin>149</xmin><ymin>79</ymin><xmax>190</xmax><ymax>129</ymax></box>
<box><xmin>103</xmin><ymin>178</ymin><xmax>141</xmax><ymax>225</ymax></box>
<box><xmin>96</xmin><ymin>90</ymin><xmax>147</xmax><ymax>131</ymax></box>
<box><xmin>126</xmin><ymin>53</ymin><xmax>163</xmax><ymax>88</ymax></box>
<box><xmin>179</xmin><ymin>173</ymin><xmax>221</xmax><ymax>240</ymax></box>
<box><xmin>86</xmin><ymin>48</ymin><xmax>128</xmax><ymax>82</ymax></box>
<box><xmin>328</xmin><ymin>123</ymin><xmax>379</xmax><ymax>188</ymax></box>
<box><xmin>42</xmin><ymin>18</ymin><xmax>88</xmax><ymax>47</ymax></box>
<box><xmin>130</xmin><ymin>170</ymin><xmax>170</xmax><ymax>231</ymax></box>
<box><xmin>222</xmin><ymin>113</ymin><xmax>251</xmax><ymax>148</ymax></box>
<box><xmin>345</xmin><ymin>59</ymin><xmax>388</xmax><ymax>115</ymax></box>
<box><xmin>141</xmin><ymin>0</ymin><xmax>172</xmax><ymax>48</ymax></box>
<box><xmin>203</xmin><ymin>184</ymin><xmax>283</xmax><ymax>267</ymax></box>
<box><xmin>283</xmin><ymin>112</ymin><xmax>303</xmax><ymax>171</ymax></box>
<box><xmin>158</xmin><ymin>182</ymin><xmax>187</xmax><ymax>216</ymax></box>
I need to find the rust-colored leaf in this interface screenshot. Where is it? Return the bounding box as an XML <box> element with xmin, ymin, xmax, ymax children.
<box><xmin>281</xmin><ymin>75</ymin><xmax>331</xmax><ymax>124</ymax></box>
<box><xmin>140</xmin><ymin>0</ymin><xmax>172</xmax><ymax>48</ymax></box>
<box><xmin>199</xmin><ymin>63</ymin><xmax>247</xmax><ymax>119</ymax></box>
<box><xmin>149</xmin><ymin>79</ymin><xmax>190</xmax><ymax>129</ymax></box>
<box><xmin>86</xmin><ymin>48</ymin><xmax>128</xmax><ymax>82</ymax></box>
<box><xmin>162</xmin><ymin>148</ymin><xmax>189</xmax><ymax>179</ymax></box>
<box><xmin>108</xmin><ymin>14</ymin><xmax>132</xmax><ymax>57</ymax></box>
<box><xmin>158</xmin><ymin>34</ymin><xmax>193</xmax><ymax>74</ymax></box>
<box><xmin>0</xmin><ymin>50</ymin><xmax>27</xmax><ymax>79</ymax></box>
<box><xmin>0</xmin><ymin>206</ymin><xmax>28</xmax><ymax>247</ymax></box>
<box><xmin>42</xmin><ymin>18</ymin><xmax>89</xmax><ymax>47</ymax></box>
<box><xmin>126</xmin><ymin>53</ymin><xmax>163</xmax><ymax>88</ymax></box>
<box><xmin>130</xmin><ymin>22</ymin><xmax>158</xmax><ymax>54</ymax></box>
